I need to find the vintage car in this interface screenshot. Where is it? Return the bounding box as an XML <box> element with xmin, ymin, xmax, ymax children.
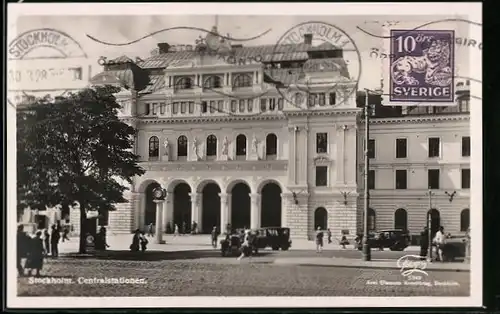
<box><xmin>356</xmin><ymin>229</ymin><xmax>410</xmax><ymax>251</ymax></box>
<box><xmin>253</xmin><ymin>227</ymin><xmax>292</xmax><ymax>251</ymax></box>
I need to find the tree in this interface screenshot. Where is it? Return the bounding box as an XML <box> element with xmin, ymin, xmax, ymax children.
<box><xmin>17</xmin><ymin>86</ymin><xmax>145</xmax><ymax>253</ymax></box>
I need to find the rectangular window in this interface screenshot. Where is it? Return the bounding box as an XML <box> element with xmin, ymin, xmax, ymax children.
<box><xmin>188</xmin><ymin>102</ymin><xmax>194</xmax><ymax>113</ymax></box>
<box><xmin>329</xmin><ymin>93</ymin><xmax>336</xmax><ymax>105</ymax></box>
<box><xmin>269</xmin><ymin>98</ymin><xmax>276</xmax><ymax>111</ymax></box>
<box><xmin>247</xmin><ymin>99</ymin><xmax>253</xmax><ymax>112</ymax></box>
<box><xmin>172</xmin><ymin>102</ymin><xmax>179</xmax><ymax>114</ymax></box>
<box><xmin>428</xmin><ymin>169</ymin><xmax>440</xmax><ymax>189</ymax></box>
<box><xmin>368</xmin><ymin>170</ymin><xmax>375</xmax><ymax>190</ymax></box>
<box><xmin>159</xmin><ymin>102</ymin><xmax>166</xmax><ymax>114</ymax></box>
<box><xmin>260</xmin><ymin>98</ymin><xmax>267</xmax><ymax>112</ymax></box>
<box><xmin>318</xmin><ymin>94</ymin><xmax>326</xmax><ymax>106</ymax></box>
<box><xmin>277</xmin><ymin>98</ymin><xmax>284</xmax><ymax>110</ymax></box>
<box><xmin>231</xmin><ymin>100</ymin><xmax>237</xmax><ymax>113</ymax></box>
<box><xmin>462</xmin><ymin>136</ymin><xmax>470</xmax><ymax>157</ymax></box>
<box><xmin>308</xmin><ymin>93</ymin><xmax>318</xmax><ymax>107</ymax></box>
<box><xmin>428</xmin><ymin>137</ymin><xmax>440</xmax><ymax>158</ymax></box>
<box><xmin>316</xmin><ymin>133</ymin><xmax>328</xmax><ymax>153</ymax></box>
<box><xmin>396</xmin><ymin>138</ymin><xmax>407</xmax><ymax>158</ymax></box>
<box><xmin>145</xmin><ymin>103</ymin><xmax>150</xmax><ymax>115</ymax></box>
<box><xmin>368</xmin><ymin>139</ymin><xmax>375</xmax><ymax>159</ymax></box>
<box><xmin>217</xmin><ymin>100</ymin><xmax>224</xmax><ymax>113</ymax></box>
<box><xmin>461</xmin><ymin>168</ymin><xmax>470</xmax><ymax>189</ymax></box>
<box><xmin>209</xmin><ymin>101</ymin><xmax>216</xmax><ymax>113</ymax></box>
<box><xmin>395</xmin><ymin>169</ymin><xmax>407</xmax><ymax>189</ymax></box>
<box><xmin>201</xmin><ymin>101</ymin><xmax>208</xmax><ymax>113</ymax></box>
<box><xmin>315</xmin><ymin>166</ymin><xmax>328</xmax><ymax>186</ymax></box>
<box><xmin>151</xmin><ymin>103</ymin><xmax>157</xmax><ymax>115</ymax></box>
<box><xmin>180</xmin><ymin>102</ymin><xmax>187</xmax><ymax>114</ymax></box>
<box><xmin>239</xmin><ymin>99</ymin><xmax>245</xmax><ymax>112</ymax></box>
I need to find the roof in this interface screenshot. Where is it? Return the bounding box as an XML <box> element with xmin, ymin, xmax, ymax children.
<box><xmin>139</xmin><ymin>74</ymin><xmax>165</xmax><ymax>94</ymax></box>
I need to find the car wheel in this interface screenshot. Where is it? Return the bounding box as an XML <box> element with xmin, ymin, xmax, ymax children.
<box><xmin>272</xmin><ymin>246</ymin><xmax>279</xmax><ymax>251</ymax></box>
<box><xmin>281</xmin><ymin>246</ymin><xmax>289</xmax><ymax>251</ymax></box>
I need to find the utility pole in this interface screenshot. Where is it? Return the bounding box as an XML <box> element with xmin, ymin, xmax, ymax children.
<box><xmin>426</xmin><ymin>189</ymin><xmax>435</xmax><ymax>262</ymax></box>
<box><xmin>362</xmin><ymin>90</ymin><xmax>371</xmax><ymax>261</ymax></box>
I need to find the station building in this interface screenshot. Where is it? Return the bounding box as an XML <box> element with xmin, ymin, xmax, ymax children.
<box><xmin>82</xmin><ymin>28</ymin><xmax>470</xmax><ymax>240</ymax></box>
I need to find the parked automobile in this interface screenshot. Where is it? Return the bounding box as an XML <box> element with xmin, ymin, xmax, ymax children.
<box><xmin>220</xmin><ymin>229</ymin><xmax>258</xmax><ymax>257</ymax></box>
<box><xmin>254</xmin><ymin>227</ymin><xmax>292</xmax><ymax>251</ymax></box>
<box><xmin>356</xmin><ymin>229</ymin><xmax>410</xmax><ymax>251</ymax></box>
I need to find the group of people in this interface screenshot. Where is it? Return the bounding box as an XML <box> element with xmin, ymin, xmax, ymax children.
<box><xmin>146</xmin><ymin>221</ymin><xmax>200</xmax><ymax>237</ymax></box>
<box><xmin>17</xmin><ymin>223</ymin><xmax>69</xmax><ymax>277</ymax></box>
<box><xmin>419</xmin><ymin>225</ymin><xmax>450</xmax><ymax>262</ymax></box>
<box><xmin>315</xmin><ymin>227</ymin><xmax>350</xmax><ymax>253</ymax></box>
<box><xmin>130</xmin><ymin>229</ymin><xmax>149</xmax><ymax>252</ymax></box>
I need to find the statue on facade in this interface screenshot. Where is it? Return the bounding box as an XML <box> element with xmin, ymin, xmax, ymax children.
<box><xmin>193</xmin><ymin>137</ymin><xmax>200</xmax><ymax>159</ymax></box>
<box><xmin>252</xmin><ymin>135</ymin><xmax>258</xmax><ymax>154</ymax></box>
<box><xmin>222</xmin><ymin>136</ymin><xmax>229</xmax><ymax>156</ymax></box>
<box><xmin>163</xmin><ymin>138</ymin><xmax>170</xmax><ymax>156</ymax></box>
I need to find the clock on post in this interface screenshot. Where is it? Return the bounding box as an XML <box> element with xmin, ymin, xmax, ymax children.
<box><xmin>152</xmin><ymin>187</ymin><xmax>167</xmax><ymax>201</ymax></box>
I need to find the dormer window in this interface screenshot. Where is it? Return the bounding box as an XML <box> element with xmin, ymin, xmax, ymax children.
<box><xmin>233</xmin><ymin>73</ymin><xmax>252</xmax><ymax>88</ymax></box>
<box><xmin>203</xmin><ymin>75</ymin><xmax>222</xmax><ymax>90</ymax></box>
<box><xmin>175</xmin><ymin>77</ymin><xmax>193</xmax><ymax>90</ymax></box>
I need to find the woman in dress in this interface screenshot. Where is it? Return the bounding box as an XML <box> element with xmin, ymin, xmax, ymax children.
<box><xmin>26</xmin><ymin>231</ymin><xmax>45</xmax><ymax>277</ymax></box>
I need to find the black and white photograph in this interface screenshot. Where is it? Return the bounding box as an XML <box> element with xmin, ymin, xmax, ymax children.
<box><xmin>7</xmin><ymin>2</ymin><xmax>482</xmax><ymax>308</ymax></box>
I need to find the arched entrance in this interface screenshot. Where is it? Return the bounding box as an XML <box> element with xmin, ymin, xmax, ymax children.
<box><xmin>460</xmin><ymin>208</ymin><xmax>470</xmax><ymax>231</ymax></box>
<box><xmin>260</xmin><ymin>182</ymin><xmax>282</xmax><ymax>227</ymax></box>
<box><xmin>201</xmin><ymin>183</ymin><xmax>221</xmax><ymax>233</ymax></box>
<box><xmin>427</xmin><ymin>208</ymin><xmax>440</xmax><ymax>237</ymax></box>
<box><xmin>314</xmin><ymin>207</ymin><xmax>328</xmax><ymax>230</ymax></box>
<box><xmin>394</xmin><ymin>208</ymin><xmax>408</xmax><ymax>231</ymax></box>
<box><xmin>173</xmin><ymin>183</ymin><xmax>192</xmax><ymax>233</ymax></box>
<box><xmin>231</xmin><ymin>182</ymin><xmax>251</xmax><ymax>229</ymax></box>
<box><xmin>144</xmin><ymin>182</ymin><xmax>161</xmax><ymax>225</ymax></box>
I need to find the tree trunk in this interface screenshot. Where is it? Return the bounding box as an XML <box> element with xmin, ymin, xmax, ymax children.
<box><xmin>79</xmin><ymin>202</ymin><xmax>86</xmax><ymax>254</ymax></box>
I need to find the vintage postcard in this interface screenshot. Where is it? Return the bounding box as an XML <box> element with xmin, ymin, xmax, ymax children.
<box><xmin>7</xmin><ymin>2</ymin><xmax>482</xmax><ymax>309</ymax></box>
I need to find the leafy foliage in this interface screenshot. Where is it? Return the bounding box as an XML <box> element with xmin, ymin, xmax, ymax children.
<box><xmin>17</xmin><ymin>86</ymin><xmax>145</xmax><ymax>251</ymax></box>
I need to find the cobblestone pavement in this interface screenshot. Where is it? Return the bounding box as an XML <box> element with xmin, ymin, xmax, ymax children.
<box><xmin>18</xmin><ymin>254</ymin><xmax>469</xmax><ymax>297</ymax></box>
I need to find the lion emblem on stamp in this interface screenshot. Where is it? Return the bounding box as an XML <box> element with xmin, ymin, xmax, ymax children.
<box><xmin>390</xmin><ymin>30</ymin><xmax>454</xmax><ymax>103</ymax></box>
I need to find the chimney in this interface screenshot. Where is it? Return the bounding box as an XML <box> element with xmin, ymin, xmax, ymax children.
<box><xmin>304</xmin><ymin>34</ymin><xmax>313</xmax><ymax>45</ymax></box>
<box><xmin>157</xmin><ymin>43</ymin><xmax>171</xmax><ymax>54</ymax></box>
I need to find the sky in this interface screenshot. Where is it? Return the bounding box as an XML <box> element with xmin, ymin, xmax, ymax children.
<box><xmin>8</xmin><ymin>12</ymin><xmax>479</xmax><ymax>94</ymax></box>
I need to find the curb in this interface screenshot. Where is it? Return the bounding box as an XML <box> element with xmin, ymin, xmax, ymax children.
<box><xmin>273</xmin><ymin>261</ymin><xmax>470</xmax><ymax>272</ymax></box>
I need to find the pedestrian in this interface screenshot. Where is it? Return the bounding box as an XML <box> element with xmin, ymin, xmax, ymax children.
<box><xmin>140</xmin><ymin>231</ymin><xmax>148</xmax><ymax>253</ymax></box>
<box><xmin>315</xmin><ymin>227</ymin><xmax>324</xmax><ymax>253</ymax></box>
<box><xmin>433</xmin><ymin>226</ymin><xmax>446</xmax><ymax>262</ymax></box>
<box><xmin>50</xmin><ymin>225</ymin><xmax>60</xmax><ymax>258</ymax></box>
<box><xmin>327</xmin><ymin>228</ymin><xmax>332</xmax><ymax>244</ymax></box>
<box><xmin>420</xmin><ymin>226</ymin><xmax>429</xmax><ymax>260</ymax></box>
<box><xmin>61</xmin><ymin>226</ymin><xmax>70</xmax><ymax>242</ymax></box>
<box><xmin>340</xmin><ymin>235</ymin><xmax>349</xmax><ymax>249</ymax></box>
<box><xmin>43</xmin><ymin>229</ymin><xmax>50</xmax><ymax>256</ymax></box>
<box><xmin>174</xmin><ymin>224</ymin><xmax>180</xmax><ymax>237</ymax></box>
<box><xmin>26</xmin><ymin>231</ymin><xmax>45</xmax><ymax>277</ymax></box>
<box><xmin>147</xmin><ymin>223</ymin><xmax>154</xmax><ymax>237</ymax></box>
<box><xmin>98</xmin><ymin>227</ymin><xmax>110</xmax><ymax>250</ymax></box>
<box><xmin>378</xmin><ymin>232</ymin><xmax>385</xmax><ymax>251</ymax></box>
<box><xmin>237</xmin><ymin>230</ymin><xmax>252</xmax><ymax>261</ymax></box>
<box><xmin>130</xmin><ymin>229</ymin><xmax>141</xmax><ymax>252</ymax></box>
<box><xmin>182</xmin><ymin>221</ymin><xmax>187</xmax><ymax>235</ymax></box>
<box><xmin>17</xmin><ymin>225</ymin><xmax>30</xmax><ymax>276</ymax></box>
<box><xmin>192</xmin><ymin>221</ymin><xmax>198</xmax><ymax>234</ymax></box>
<box><xmin>211</xmin><ymin>226</ymin><xmax>218</xmax><ymax>248</ymax></box>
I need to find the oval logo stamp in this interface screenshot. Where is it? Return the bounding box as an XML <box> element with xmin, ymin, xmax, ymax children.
<box><xmin>269</xmin><ymin>21</ymin><xmax>362</xmax><ymax>109</ymax></box>
<box><xmin>7</xmin><ymin>28</ymin><xmax>90</xmax><ymax>107</ymax></box>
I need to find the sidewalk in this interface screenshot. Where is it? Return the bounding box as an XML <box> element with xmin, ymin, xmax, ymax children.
<box><xmin>273</xmin><ymin>257</ymin><xmax>470</xmax><ymax>272</ymax></box>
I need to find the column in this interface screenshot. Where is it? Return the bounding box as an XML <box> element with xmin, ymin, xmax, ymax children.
<box><xmin>154</xmin><ymin>201</ymin><xmax>165</xmax><ymax>244</ymax></box>
<box><xmin>219</xmin><ymin>193</ymin><xmax>230</xmax><ymax>234</ymax></box>
<box><xmin>336</xmin><ymin>125</ymin><xmax>346</xmax><ymax>184</ymax></box>
<box><xmin>189</xmin><ymin>192</ymin><xmax>201</xmax><ymax>230</ymax></box>
<box><xmin>288</xmin><ymin>126</ymin><xmax>297</xmax><ymax>185</ymax></box>
<box><xmin>162</xmin><ymin>192</ymin><xmax>173</xmax><ymax>233</ymax></box>
<box><xmin>250</xmin><ymin>193</ymin><xmax>261</xmax><ymax>229</ymax></box>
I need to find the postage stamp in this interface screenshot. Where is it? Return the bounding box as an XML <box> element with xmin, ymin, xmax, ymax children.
<box><xmin>389</xmin><ymin>29</ymin><xmax>455</xmax><ymax>103</ymax></box>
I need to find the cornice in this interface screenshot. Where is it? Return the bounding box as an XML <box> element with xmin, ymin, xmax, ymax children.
<box><xmin>364</xmin><ymin>114</ymin><xmax>470</xmax><ymax>125</ymax></box>
<box><xmin>138</xmin><ymin>114</ymin><xmax>287</xmax><ymax>125</ymax></box>
<box><xmin>139</xmin><ymin>159</ymin><xmax>288</xmax><ymax>172</ymax></box>
<box><xmin>283</xmin><ymin>108</ymin><xmax>361</xmax><ymax>118</ymax></box>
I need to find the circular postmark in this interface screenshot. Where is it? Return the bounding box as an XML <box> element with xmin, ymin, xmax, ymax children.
<box><xmin>269</xmin><ymin>21</ymin><xmax>362</xmax><ymax>109</ymax></box>
<box><xmin>7</xmin><ymin>28</ymin><xmax>89</xmax><ymax>108</ymax></box>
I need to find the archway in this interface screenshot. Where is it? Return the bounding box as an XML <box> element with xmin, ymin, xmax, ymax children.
<box><xmin>202</xmin><ymin>183</ymin><xmax>221</xmax><ymax>233</ymax></box>
<box><xmin>231</xmin><ymin>182</ymin><xmax>251</xmax><ymax>229</ymax></box>
<box><xmin>173</xmin><ymin>183</ymin><xmax>192</xmax><ymax>233</ymax></box>
<box><xmin>260</xmin><ymin>182</ymin><xmax>282</xmax><ymax>227</ymax></box>
<box><xmin>394</xmin><ymin>208</ymin><xmax>408</xmax><ymax>231</ymax></box>
<box><xmin>460</xmin><ymin>208</ymin><xmax>470</xmax><ymax>232</ymax></box>
<box><xmin>427</xmin><ymin>208</ymin><xmax>440</xmax><ymax>237</ymax></box>
<box><xmin>144</xmin><ymin>182</ymin><xmax>161</xmax><ymax>225</ymax></box>
<box><xmin>314</xmin><ymin>207</ymin><xmax>328</xmax><ymax>230</ymax></box>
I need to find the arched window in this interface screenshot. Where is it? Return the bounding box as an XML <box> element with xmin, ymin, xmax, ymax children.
<box><xmin>148</xmin><ymin>136</ymin><xmax>159</xmax><ymax>160</ymax></box>
<box><xmin>236</xmin><ymin>134</ymin><xmax>247</xmax><ymax>157</ymax></box>
<box><xmin>206</xmin><ymin>135</ymin><xmax>217</xmax><ymax>158</ymax></box>
<box><xmin>203</xmin><ymin>76</ymin><xmax>222</xmax><ymax>90</ymax></box>
<box><xmin>394</xmin><ymin>208</ymin><xmax>408</xmax><ymax>231</ymax></box>
<box><xmin>314</xmin><ymin>207</ymin><xmax>328</xmax><ymax>230</ymax></box>
<box><xmin>427</xmin><ymin>208</ymin><xmax>441</xmax><ymax>237</ymax></box>
<box><xmin>460</xmin><ymin>208</ymin><xmax>470</xmax><ymax>232</ymax></box>
<box><xmin>368</xmin><ymin>208</ymin><xmax>376</xmax><ymax>231</ymax></box>
<box><xmin>233</xmin><ymin>74</ymin><xmax>252</xmax><ymax>88</ymax></box>
<box><xmin>177</xmin><ymin>135</ymin><xmax>188</xmax><ymax>158</ymax></box>
<box><xmin>265</xmin><ymin>133</ymin><xmax>277</xmax><ymax>158</ymax></box>
<box><xmin>175</xmin><ymin>77</ymin><xmax>193</xmax><ymax>90</ymax></box>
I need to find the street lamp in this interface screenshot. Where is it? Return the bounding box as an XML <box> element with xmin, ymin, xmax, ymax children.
<box><xmin>362</xmin><ymin>90</ymin><xmax>372</xmax><ymax>261</ymax></box>
<box><xmin>426</xmin><ymin>189</ymin><xmax>435</xmax><ymax>262</ymax></box>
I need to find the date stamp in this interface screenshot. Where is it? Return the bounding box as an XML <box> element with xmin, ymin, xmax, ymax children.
<box><xmin>390</xmin><ymin>30</ymin><xmax>455</xmax><ymax>103</ymax></box>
